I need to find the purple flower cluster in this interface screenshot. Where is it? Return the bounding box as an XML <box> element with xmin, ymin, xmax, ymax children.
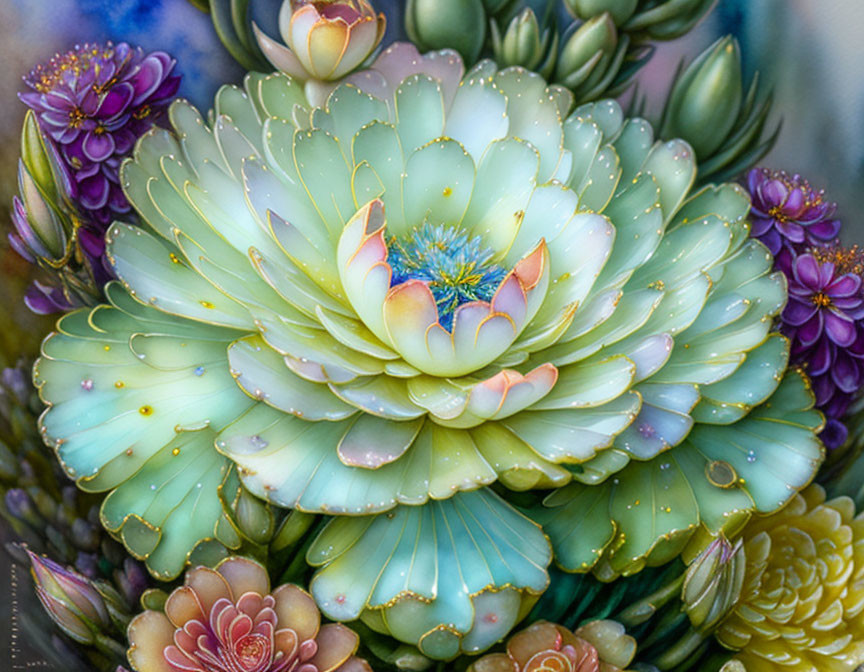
<box><xmin>748</xmin><ymin>167</ymin><xmax>864</xmax><ymax>450</ymax></box>
<box><xmin>12</xmin><ymin>42</ymin><xmax>180</xmax><ymax>314</ymax></box>
<box><xmin>20</xmin><ymin>42</ymin><xmax>180</xmax><ymax>227</ymax></box>
<box><xmin>749</xmin><ymin>168</ymin><xmax>840</xmax><ymax>257</ymax></box>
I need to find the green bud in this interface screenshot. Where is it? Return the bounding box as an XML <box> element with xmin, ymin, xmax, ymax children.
<box><xmin>21</xmin><ymin>111</ymin><xmax>58</xmax><ymax>202</ymax></box>
<box><xmin>492</xmin><ymin>8</ymin><xmax>558</xmax><ymax>76</ymax></box>
<box><xmin>563</xmin><ymin>0</ymin><xmax>638</xmax><ymax>25</ymax></box>
<box><xmin>555</xmin><ymin>13</ymin><xmax>618</xmax><ymax>90</ymax></box>
<box><xmin>28</xmin><ymin>550</ymin><xmax>110</xmax><ymax>644</ymax></box>
<box><xmin>271</xmin><ymin>509</ymin><xmax>316</xmax><ymax>552</ymax></box>
<box><xmin>624</xmin><ymin>0</ymin><xmax>718</xmax><ymax>40</ymax></box>
<box><xmin>405</xmin><ymin>0</ymin><xmax>487</xmax><ymax>65</ymax></box>
<box><xmin>661</xmin><ymin>36</ymin><xmax>743</xmax><ymax>158</ymax></box>
<box><xmin>234</xmin><ymin>487</ymin><xmax>274</xmax><ymax>544</ymax></box>
<box><xmin>17</xmin><ymin>159</ymin><xmax>68</xmax><ymax>262</ymax></box>
<box><xmin>682</xmin><ymin>536</ymin><xmax>745</xmax><ymax>634</ymax></box>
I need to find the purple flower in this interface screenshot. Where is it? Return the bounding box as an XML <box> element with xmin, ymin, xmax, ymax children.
<box><xmin>783</xmin><ymin>253</ymin><xmax>864</xmax><ymax>348</ymax></box>
<box><xmin>778</xmin><ymin>249</ymin><xmax>864</xmax><ymax>447</ymax></box>
<box><xmin>747</xmin><ymin>168</ymin><xmax>840</xmax><ymax>256</ymax></box>
<box><xmin>19</xmin><ymin>42</ymin><xmax>180</xmax><ymax>227</ymax></box>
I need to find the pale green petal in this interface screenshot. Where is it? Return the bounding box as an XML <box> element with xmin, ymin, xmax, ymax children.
<box><xmin>494</xmin><ymin>68</ymin><xmax>564</xmax><ymax>182</ymax></box>
<box><xmin>107</xmin><ymin>223</ymin><xmax>253</xmax><ymax>329</ymax></box>
<box><xmin>308</xmin><ymin>489</ymin><xmax>551</xmax><ymax>658</ymax></box>
<box><xmin>501</xmin><ymin>392</ymin><xmax>640</xmax><ymax>463</ymax></box>
<box><xmin>531</xmin><ymin>355</ymin><xmax>635</xmax><ymax>410</ymax></box>
<box><xmin>461</xmin><ymin>138</ymin><xmax>539</xmax><ymax>254</ymax></box>
<box><xmin>228</xmin><ymin>334</ymin><xmax>356</xmax><ymax>420</ymax></box>
<box><xmin>639</xmin><ymin>139</ymin><xmax>696</xmax><ymax>224</ymax></box>
<box><xmin>395</xmin><ymin>74</ymin><xmax>445</xmax><ymax>154</ymax></box>
<box><xmin>444</xmin><ymin>77</ymin><xmax>509</xmax><ymax>161</ymax></box>
<box><xmin>403</xmin><ymin>139</ymin><xmax>475</xmax><ymax>228</ymax></box>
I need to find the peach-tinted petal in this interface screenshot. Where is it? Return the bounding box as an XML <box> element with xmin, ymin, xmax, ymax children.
<box><xmin>164</xmin><ymin>645</ymin><xmax>205</xmax><ymax>672</ymax></box>
<box><xmin>185</xmin><ymin>567</ymin><xmax>232</xmax><ymax>612</ymax></box>
<box><xmin>291</xmin><ymin>6</ymin><xmax>327</xmax><ymax>74</ymax></box>
<box><xmin>506</xmin><ymin>622</ymin><xmax>562</xmax><ymax>669</ymax></box>
<box><xmin>274</xmin><ymin>627</ymin><xmax>299</xmax><ymax>661</ymax></box>
<box><xmin>466</xmin><ymin>365</ymin><xmax>558</xmax><ymax>421</ymax></box>
<box><xmin>128</xmin><ymin>610</ymin><xmax>177</xmax><ymax>672</ymax></box>
<box><xmin>333</xmin><ymin>656</ymin><xmax>374</xmax><ymax>672</ymax></box>
<box><xmin>253</xmin><ymin>24</ymin><xmax>310</xmax><ymax>80</ymax></box>
<box><xmin>569</xmin><ymin>638</ymin><xmax>601</xmax><ymax>672</ymax></box>
<box><xmin>164</xmin><ymin>586</ymin><xmax>206</xmax><ymax>628</ymax></box>
<box><xmin>273</xmin><ymin>584</ymin><xmax>321</xmax><ymax>642</ymax></box>
<box><xmin>237</xmin><ymin>592</ymin><xmax>265</xmax><ymax>618</ymax></box>
<box><xmin>337</xmin><ymin>199</ymin><xmax>393</xmax><ymax>345</ymax></box>
<box><xmin>307</xmin><ymin>623</ymin><xmax>360</xmax><ymax>672</ymax></box>
<box><xmin>471</xmin><ymin>653</ymin><xmax>518</xmax><ymax>672</ymax></box>
<box><xmin>491</xmin><ymin>274</ymin><xmax>528</xmax><ymax>330</ymax></box>
<box><xmin>331</xmin><ymin>16</ymin><xmax>385</xmax><ymax>79</ymax></box>
<box><xmin>306</xmin><ymin>20</ymin><xmax>351</xmax><ymax>79</ymax></box>
<box><xmin>383</xmin><ymin>279</ymin><xmax>441</xmax><ymax>361</ymax></box>
<box><xmin>216</xmin><ymin>556</ymin><xmax>271</xmax><ymax>599</ymax></box>
<box><xmin>509</xmin><ymin>239</ymin><xmax>550</xmax><ymax>326</ymax></box>
<box><xmin>573</xmin><ymin>621</ymin><xmax>636</xmax><ymax>670</ymax></box>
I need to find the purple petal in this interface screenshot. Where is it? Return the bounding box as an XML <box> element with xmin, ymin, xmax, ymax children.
<box><xmin>129</xmin><ymin>55</ymin><xmax>165</xmax><ymax>103</ymax></box>
<box><xmin>82</xmin><ymin>130</ymin><xmax>116</xmax><ymax>162</ymax></box>
<box><xmin>782</xmin><ymin>297</ymin><xmax>818</xmax><ymax>327</ymax></box>
<box><xmin>825</xmin><ymin>310</ymin><xmax>856</xmax><ymax>347</ymax></box>
<box><xmin>820</xmin><ymin>419</ymin><xmax>848</xmax><ymax>451</ymax></box>
<box><xmin>782</xmin><ymin>187</ymin><xmax>806</xmax><ymax>218</ymax></box>
<box><xmin>96</xmin><ymin>82</ymin><xmax>134</xmax><ymax>118</ymax></box>
<box><xmin>749</xmin><ymin>216</ymin><xmax>773</xmax><ymax>237</ymax></box>
<box><xmin>756</xmin><ymin>228</ymin><xmax>782</xmax><ymax>256</ymax></box>
<box><xmin>833</xmin><ymin>349</ymin><xmax>862</xmax><ymax>393</ymax></box>
<box><xmin>78</xmin><ymin>174</ymin><xmax>111</xmax><ymax>210</ymax></box>
<box><xmin>812</xmin><ymin>372</ymin><xmax>835</xmax><ymax>406</ymax></box>
<box><xmin>760</xmin><ymin>178</ymin><xmax>789</xmax><ymax>206</ymax></box>
<box><xmin>797</xmin><ymin>311</ymin><xmax>824</xmax><ymax>347</ymax></box>
<box><xmin>806</xmin><ymin>218</ymin><xmax>841</xmax><ymax>242</ymax></box>
<box><xmin>827</xmin><ymin>273</ymin><xmax>862</xmax><ymax>298</ymax></box>
<box><xmin>775</xmin><ymin>218</ymin><xmax>805</xmax><ymax>243</ymax></box>
<box><xmin>808</xmin><ymin>336</ymin><xmax>833</xmax><ymax>376</ymax></box>
<box><xmin>793</xmin><ymin>254</ymin><xmax>824</xmax><ymax>291</ymax></box>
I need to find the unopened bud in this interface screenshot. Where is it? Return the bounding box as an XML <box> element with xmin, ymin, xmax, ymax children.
<box><xmin>556</xmin><ymin>13</ymin><xmax>618</xmax><ymax>90</ymax></box>
<box><xmin>661</xmin><ymin>36</ymin><xmax>743</xmax><ymax>158</ymax></box>
<box><xmin>28</xmin><ymin>550</ymin><xmax>110</xmax><ymax>644</ymax></box>
<box><xmin>564</xmin><ymin>0</ymin><xmax>639</xmax><ymax>24</ymax></box>
<box><xmin>405</xmin><ymin>0</ymin><xmax>487</xmax><ymax>64</ymax></box>
<box><xmin>682</xmin><ymin>536</ymin><xmax>745</xmax><ymax>634</ymax></box>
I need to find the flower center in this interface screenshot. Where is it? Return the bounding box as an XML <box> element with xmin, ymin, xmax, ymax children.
<box><xmin>234</xmin><ymin>633</ymin><xmax>271</xmax><ymax>671</ymax></box>
<box><xmin>28</xmin><ymin>43</ymin><xmax>114</xmax><ymax>93</ymax></box>
<box><xmin>388</xmin><ymin>223</ymin><xmax>507</xmax><ymax>331</ymax></box>
<box><xmin>767</xmin><ymin>205</ymin><xmax>789</xmax><ymax>223</ymax></box>
<box><xmin>812</xmin><ymin>244</ymin><xmax>864</xmax><ymax>276</ymax></box>
<box><xmin>811</xmin><ymin>292</ymin><xmax>832</xmax><ymax>308</ymax></box>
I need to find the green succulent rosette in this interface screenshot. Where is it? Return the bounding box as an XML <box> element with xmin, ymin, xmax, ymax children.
<box><xmin>34</xmin><ymin>42</ymin><xmax>823</xmax><ymax>659</ymax></box>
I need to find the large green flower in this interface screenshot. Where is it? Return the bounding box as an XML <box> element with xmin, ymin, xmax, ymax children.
<box><xmin>34</xmin><ymin>43</ymin><xmax>823</xmax><ymax>658</ymax></box>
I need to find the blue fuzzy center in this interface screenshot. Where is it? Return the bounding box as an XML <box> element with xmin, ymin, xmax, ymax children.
<box><xmin>388</xmin><ymin>223</ymin><xmax>507</xmax><ymax>331</ymax></box>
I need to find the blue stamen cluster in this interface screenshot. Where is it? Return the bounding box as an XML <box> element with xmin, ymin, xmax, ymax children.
<box><xmin>388</xmin><ymin>223</ymin><xmax>508</xmax><ymax>331</ymax></box>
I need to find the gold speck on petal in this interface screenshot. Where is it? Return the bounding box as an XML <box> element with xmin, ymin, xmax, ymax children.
<box><xmin>115</xmin><ymin>380</ymin><xmax>125</xmax><ymax>389</ymax></box>
<box><xmin>172</xmin><ymin>448</ymin><xmax>180</xmax><ymax>456</ymax></box>
<box><xmin>200</xmin><ymin>300</ymin><xmax>215</xmax><ymax>309</ymax></box>
<box><xmin>139</xmin><ymin>405</ymin><xmax>154</xmax><ymax>416</ymax></box>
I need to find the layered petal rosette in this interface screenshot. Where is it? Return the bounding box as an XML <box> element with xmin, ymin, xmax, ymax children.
<box><xmin>128</xmin><ymin>556</ymin><xmax>370</xmax><ymax>672</ymax></box>
<box><xmin>36</xmin><ymin>43</ymin><xmax>823</xmax><ymax>657</ymax></box>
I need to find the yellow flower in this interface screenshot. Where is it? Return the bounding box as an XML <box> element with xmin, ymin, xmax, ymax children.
<box><xmin>717</xmin><ymin>484</ymin><xmax>864</xmax><ymax>672</ymax></box>
<box><xmin>254</xmin><ymin>0</ymin><xmax>386</xmax><ymax>82</ymax></box>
